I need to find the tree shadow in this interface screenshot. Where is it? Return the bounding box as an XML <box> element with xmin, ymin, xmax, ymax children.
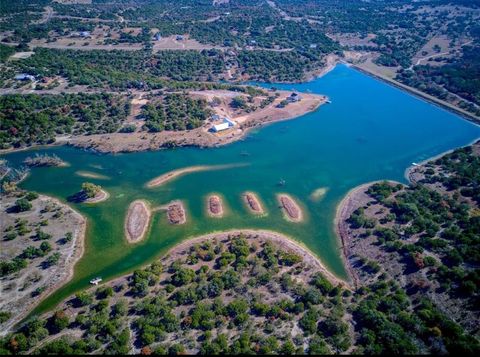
<box><xmin>67</xmin><ymin>191</ymin><xmax>88</xmax><ymax>203</ymax></box>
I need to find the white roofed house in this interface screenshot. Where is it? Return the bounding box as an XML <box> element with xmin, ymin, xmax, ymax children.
<box><xmin>212</xmin><ymin>122</ymin><xmax>230</xmax><ymax>132</ymax></box>
<box><xmin>14</xmin><ymin>73</ymin><xmax>35</xmax><ymax>81</ymax></box>
<box><xmin>211</xmin><ymin>117</ymin><xmax>236</xmax><ymax>132</ymax></box>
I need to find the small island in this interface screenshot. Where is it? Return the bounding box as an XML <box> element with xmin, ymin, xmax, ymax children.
<box><xmin>166</xmin><ymin>201</ymin><xmax>186</xmax><ymax>225</ymax></box>
<box><xmin>277</xmin><ymin>194</ymin><xmax>303</xmax><ymax>222</ymax></box>
<box><xmin>242</xmin><ymin>192</ymin><xmax>265</xmax><ymax>215</ymax></box>
<box><xmin>70</xmin><ymin>182</ymin><xmax>109</xmax><ymax>204</ymax></box>
<box><xmin>124</xmin><ymin>200</ymin><xmax>151</xmax><ymax>244</ymax></box>
<box><xmin>207</xmin><ymin>194</ymin><xmax>224</xmax><ymax>218</ymax></box>
<box><xmin>23</xmin><ymin>153</ymin><xmax>68</xmax><ymax>167</ymax></box>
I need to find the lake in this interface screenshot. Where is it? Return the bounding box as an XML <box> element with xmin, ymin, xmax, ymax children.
<box><xmin>3</xmin><ymin>64</ymin><xmax>480</xmax><ymax>314</ymax></box>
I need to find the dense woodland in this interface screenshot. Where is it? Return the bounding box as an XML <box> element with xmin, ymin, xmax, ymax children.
<box><xmin>0</xmin><ymin>232</ymin><xmax>478</xmax><ymax>354</ymax></box>
<box><xmin>0</xmin><ymin>94</ymin><xmax>129</xmax><ymax>149</ymax></box>
<box><xmin>1</xmin><ymin>0</ymin><xmax>480</xmax><ymax>111</ymax></box>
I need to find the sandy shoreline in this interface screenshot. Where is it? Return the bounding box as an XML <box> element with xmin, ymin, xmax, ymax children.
<box><xmin>404</xmin><ymin>137</ymin><xmax>480</xmax><ymax>183</ymax></box>
<box><xmin>277</xmin><ymin>193</ymin><xmax>304</xmax><ymax>222</ymax></box>
<box><xmin>69</xmin><ymin>92</ymin><xmax>326</xmax><ymax>154</ymax></box>
<box><xmin>83</xmin><ymin>188</ymin><xmax>109</xmax><ymax>204</ymax></box>
<box><xmin>146</xmin><ymin>164</ymin><xmax>245</xmax><ymax>188</ymax></box>
<box><xmin>124</xmin><ymin>200</ymin><xmax>151</xmax><ymax>244</ymax></box>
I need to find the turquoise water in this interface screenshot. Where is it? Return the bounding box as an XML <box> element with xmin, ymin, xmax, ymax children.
<box><xmin>3</xmin><ymin>64</ymin><xmax>480</xmax><ymax>313</ymax></box>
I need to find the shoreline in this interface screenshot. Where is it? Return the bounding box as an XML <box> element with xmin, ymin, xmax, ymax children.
<box><xmin>403</xmin><ymin>137</ymin><xmax>480</xmax><ymax>183</ymax></box>
<box><xmin>69</xmin><ymin>92</ymin><xmax>326</xmax><ymax>154</ymax></box>
<box><xmin>1</xmin><ymin>195</ymin><xmax>87</xmax><ymax>336</ymax></box>
<box><xmin>0</xmin><ymin>93</ymin><xmax>325</xmax><ymax>155</ymax></box>
<box><xmin>334</xmin><ymin>180</ymin><xmax>403</xmax><ymax>288</ymax></box>
<box><xmin>83</xmin><ymin>188</ymin><xmax>109</xmax><ymax>204</ymax></box>
<box><xmin>124</xmin><ymin>200</ymin><xmax>151</xmax><ymax>244</ymax></box>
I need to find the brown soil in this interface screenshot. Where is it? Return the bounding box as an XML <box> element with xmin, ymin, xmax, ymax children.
<box><xmin>243</xmin><ymin>192</ymin><xmax>264</xmax><ymax>214</ymax></box>
<box><xmin>69</xmin><ymin>90</ymin><xmax>326</xmax><ymax>154</ymax></box>
<box><xmin>207</xmin><ymin>194</ymin><xmax>223</xmax><ymax>218</ymax></box>
<box><xmin>166</xmin><ymin>201</ymin><xmax>186</xmax><ymax>225</ymax></box>
<box><xmin>124</xmin><ymin>200</ymin><xmax>151</xmax><ymax>243</ymax></box>
<box><xmin>277</xmin><ymin>193</ymin><xmax>303</xmax><ymax>222</ymax></box>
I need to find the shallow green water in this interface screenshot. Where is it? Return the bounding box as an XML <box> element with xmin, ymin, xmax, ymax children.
<box><xmin>3</xmin><ymin>65</ymin><xmax>480</xmax><ymax>314</ymax></box>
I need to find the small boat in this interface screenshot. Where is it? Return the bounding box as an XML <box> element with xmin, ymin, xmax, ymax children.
<box><xmin>412</xmin><ymin>162</ymin><xmax>419</xmax><ymax>166</ymax></box>
<box><xmin>326</xmin><ymin>100</ymin><xmax>332</xmax><ymax>104</ymax></box>
<box><xmin>278</xmin><ymin>178</ymin><xmax>286</xmax><ymax>186</ymax></box>
<box><xmin>90</xmin><ymin>277</ymin><xmax>102</xmax><ymax>285</ymax></box>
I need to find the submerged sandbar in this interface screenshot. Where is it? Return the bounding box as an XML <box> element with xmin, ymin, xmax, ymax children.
<box><xmin>75</xmin><ymin>170</ymin><xmax>110</xmax><ymax>180</ymax></box>
<box><xmin>125</xmin><ymin>200</ymin><xmax>151</xmax><ymax>244</ymax></box>
<box><xmin>146</xmin><ymin>164</ymin><xmax>245</xmax><ymax>188</ymax></box>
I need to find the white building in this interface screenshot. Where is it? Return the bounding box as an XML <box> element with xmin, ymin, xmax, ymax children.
<box><xmin>15</xmin><ymin>73</ymin><xmax>35</xmax><ymax>81</ymax></box>
<box><xmin>212</xmin><ymin>117</ymin><xmax>236</xmax><ymax>132</ymax></box>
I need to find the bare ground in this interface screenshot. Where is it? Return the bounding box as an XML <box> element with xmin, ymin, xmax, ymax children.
<box><xmin>0</xmin><ymin>193</ymin><xmax>86</xmax><ymax>336</ymax></box>
<box><xmin>124</xmin><ymin>200</ymin><xmax>151</xmax><ymax>244</ymax></box>
<box><xmin>70</xmin><ymin>90</ymin><xmax>326</xmax><ymax>153</ymax></box>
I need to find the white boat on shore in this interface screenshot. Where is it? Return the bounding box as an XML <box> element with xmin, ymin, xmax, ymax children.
<box><xmin>90</xmin><ymin>277</ymin><xmax>102</xmax><ymax>285</ymax></box>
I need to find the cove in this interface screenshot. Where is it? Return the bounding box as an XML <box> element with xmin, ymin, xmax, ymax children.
<box><xmin>3</xmin><ymin>64</ymin><xmax>480</xmax><ymax>315</ymax></box>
